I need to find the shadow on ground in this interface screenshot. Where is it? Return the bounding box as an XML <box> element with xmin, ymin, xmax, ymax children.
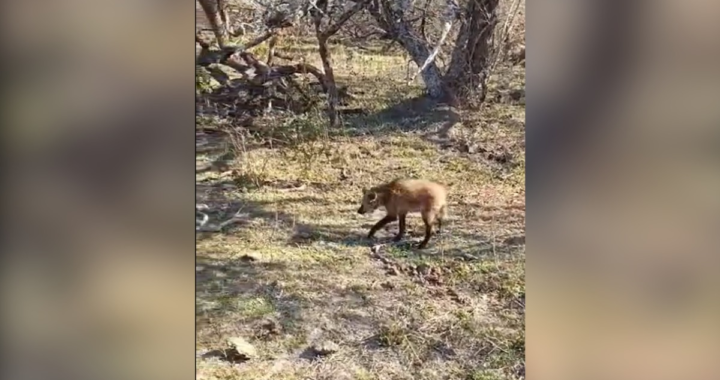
<box><xmin>196</xmin><ymin>256</ymin><xmax>298</xmax><ymax>321</ymax></box>
<box><xmin>196</xmin><ymin>184</ymin><xmax>368</xmax><ymax>248</ymax></box>
<box><xmin>344</xmin><ymin>95</ymin><xmax>459</xmax><ymax>136</ymax></box>
<box><xmin>198</xmin><ymin>175</ymin><xmax>522</xmax><ymax>263</ymax></box>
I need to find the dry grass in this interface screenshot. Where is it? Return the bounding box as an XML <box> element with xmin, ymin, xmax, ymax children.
<box><xmin>196</xmin><ymin>7</ymin><xmax>525</xmax><ymax>379</ymax></box>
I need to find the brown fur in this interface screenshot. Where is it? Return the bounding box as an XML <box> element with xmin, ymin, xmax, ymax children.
<box><xmin>357</xmin><ymin>178</ymin><xmax>448</xmax><ymax>249</ymax></box>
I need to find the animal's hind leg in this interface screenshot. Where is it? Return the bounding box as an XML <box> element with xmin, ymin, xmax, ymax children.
<box><xmin>393</xmin><ymin>213</ymin><xmax>407</xmax><ymax>242</ymax></box>
<box><xmin>436</xmin><ymin>205</ymin><xmax>446</xmax><ymax>234</ymax></box>
<box><xmin>418</xmin><ymin>211</ymin><xmax>436</xmax><ymax>249</ymax></box>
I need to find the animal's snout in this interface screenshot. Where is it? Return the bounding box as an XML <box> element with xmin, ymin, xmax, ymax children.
<box><xmin>357</xmin><ymin>206</ymin><xmax>365</xmax><ymax>214</ymax></box>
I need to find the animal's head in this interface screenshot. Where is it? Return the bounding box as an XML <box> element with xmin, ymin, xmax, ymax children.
<box><xmin>357</xmin><ymin>187</ymin><xmax>381</xmax><ymax>214</ymax></box>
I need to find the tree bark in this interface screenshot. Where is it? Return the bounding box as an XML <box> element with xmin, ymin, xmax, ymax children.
<box><xmin>197</xmin><ymin>0</ymin><xmax>229</xmax><ymax>48</ymax></box>
<box><xmin>393</xmin><ymin>23</ymin><xmax>445</xmax><ymax>98</ymax></box>
<box><xmin>367</xmin><ymin>0</ymin><xmax>445</xmax><ymax>98</ymax></box>
<box><xmin>363</xmin><ymin>0</ymin><xmax>499</xmax><ymax>106</ymax></box>
<box><xmin>311</xmin><ymin>0</ymin><xmax>365</xmax><ymax>128</ymax></box>
<box><xmin>442</xmin><ymin>0</ymin><xmax>499</xmax><ymax>107</ymax></box>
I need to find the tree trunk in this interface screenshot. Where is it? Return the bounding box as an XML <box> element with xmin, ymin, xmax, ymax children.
<box><xmin>442</xmin><ymin>0</ymin><xmax>499</xmax><ymax>107</ymax></box>
<box><xmin>217</xmin><ymin>0</ymin><xmax>228</xmax><ymax>26</ymax></box>
<box><xmin>393</xmin><ymin>24</ymin><xmax>445</xmax><ymax>98</ymax></box>
<box><xmin>316</xmin><ymin>35</ymin><xmax>339</xmax><ymax>128</ymax></box>
<box><xmin>367</xmin><ymin>1</ymin><xmax>445</xmax><ymax>98</ymax></box>
<box><xmin>197</xmin><ymin>0</ymin><xmax>229</xmax><ymax>48</ymax></box>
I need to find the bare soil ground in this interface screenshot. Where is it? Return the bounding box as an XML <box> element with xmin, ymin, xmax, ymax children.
<box><xmin>196</xmin><ymin>30</ymin><xmax>525</xmax><ymax>380</ymax></box>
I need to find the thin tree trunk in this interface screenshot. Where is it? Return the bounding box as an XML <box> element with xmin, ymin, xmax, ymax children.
<box><xmin>316</xmin><ymin>35</ymin><xmax>339</xmax><ymax>128</ymax></box>
<box><xmin>311</xmin><ymin>0</ymin><xmax>364</xmax><ymax>128</ymax></box>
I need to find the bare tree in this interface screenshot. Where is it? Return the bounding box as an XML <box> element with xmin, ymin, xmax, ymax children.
<box><xmin>364</xmin><ymin>0</ymin><xmax>501</xmax><ymax>107</ymax></box>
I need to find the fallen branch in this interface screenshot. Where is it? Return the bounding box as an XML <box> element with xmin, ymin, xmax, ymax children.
<box><xmin>195</xmin><ymin>205</ymin><xmax>250</xmax><ymax>233</ymax></box>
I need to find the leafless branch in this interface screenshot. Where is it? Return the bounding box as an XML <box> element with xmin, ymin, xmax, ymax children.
<box><xmin>321</xmin><ymin>1</ymin><xmax>366</xmax><ymax>38</ymax></box>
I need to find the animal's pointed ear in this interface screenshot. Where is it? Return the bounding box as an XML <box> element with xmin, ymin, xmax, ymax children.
<box><xmin>367</xmin><ymin>191</ymin><xmax>377</xmax><ymax>201</ymax></box>
<box><xmin>361</xmin><ymin>187</ymin><xmax>368</xmax><ymax>194</ymax></box>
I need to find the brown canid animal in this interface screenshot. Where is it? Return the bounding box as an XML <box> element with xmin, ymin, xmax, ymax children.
<box><xmin>357</xmin><ymin>178</ymin><xmax>448</xmax><ymax>249</ymax></box>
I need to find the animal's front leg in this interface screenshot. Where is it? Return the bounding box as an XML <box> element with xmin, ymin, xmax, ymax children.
<box><xmin>368</xmin><ymin>215</ymin><xmax>397</xmax><ymax>238</ymax></box>
<box><xmin>393</xmin><ymin>214</ymin><xmax>407</xmax><ymax>242</ymax></box>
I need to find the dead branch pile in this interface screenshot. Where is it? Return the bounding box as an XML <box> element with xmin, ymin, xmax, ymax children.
<box><xmin>196</xmin><ymin>30</ymin><xmax>356</xmax><ymax>125</ymax></box>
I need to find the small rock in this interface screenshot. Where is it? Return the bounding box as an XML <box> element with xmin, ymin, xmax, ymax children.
<box><xmin>425</xmin><ymin>274</ymin><xmax>443</xmax><ymax>286</ymax></box>
<box><xmin>226</xmin><ymin>337</ymin><xmax>257</xmax><ymax>361</ymax></box>
<box><xmin>259</xmin><ymin>319</ymin><xmax>282</xmax><ymax>336</ymax></box>
<box><xmin>467</xmin><ymin>144</ymin><xmax>481</xmax><ymax>154</ymax></box>
<box><xmin>396</xmin><ymin>262</ymin><xmax>409</xmax><ymax>274</ymax></box>
<box><xmin>486</xmin><ymin>151</ymin><xmax>512</xmax><ymax>164</ymax></box>
<box><xmin>312</xmin><ymin>340</ymin><xmax>340</xmax><ymax>356</ymax></box>
<box><xmin>270</xmin><ymin>280</ymin><xmax>285</xmax><ymax>288</ymax></box>
<box><xmin>447</xmin><ymin>288</ymin><xmax>468</xmax><ymax>304</ymax></box>
<box><xmin>503</xmin><ymin>235</ymin><xmax>525</xmax><ymax>246</ymax></box>
<box><xmin>417</xmin><ymin>263</ymin><xmax>431</xmax><ymax>275</ymax></box>
<box><xmin>509</xmin><ymin>88</ymin><xmax>525</xmax><ymax>101</ymax></box>
<box><xmin>210</xmin><ymin>161</ymin><xmax>231</xmax><ymax>172</ymax></box>
<box><xmin>381</xmin><ymin>281</ymin><xmax>395</xmax><ymax>290</ymax></box>
<box><xmin>386</xmin><ymin>265</ymin><xmax>400</xmax><ymax>276</ymax></box>
<box><xmin>339</xmin><ymin>168</ymin><xmax>349</xmax><ymax>180</ymax></box>
<box><xmin>239</xmin><ymin>254</ymin><xmax>257</xmax><ymax>262</ymax></box>
<box><xmin>500</xmin><ymin>89</ymin><xmax>525</xmax><ymax>104</ymax></box>
<box><xmin>214</xmin><ymin>271</ymin><xmax>228</xmax><ymax>278</ymax></box>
